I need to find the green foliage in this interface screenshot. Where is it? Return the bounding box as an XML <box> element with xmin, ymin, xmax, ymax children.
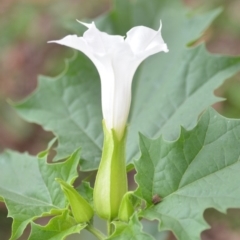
<box><xmin>135</xmin><ymin>108</ymin><xmax>240</xmax><ymax>240</ymax></box>
<box><xmin>118</xmin><ymin>192</ymin><xmax>140</xmax><ymax>222</ymax></box>
<box><xmin>76</xmin><ymin>181</ymin><xmax>94</xmax><ymax>207</ymax></box>
<box><xmin>108</xmin><ymin>215</ymin><xmax>154</xmax><ymax>240</ymax></box>
<box><xmin>0</xmin><ymin>150</ymin><xmax>80</xmax><ymax>240</ymax></box>
<box><xmin>29</xmin><ymin>210</ymin><xmax>86</xmax><ymax>240</ymax></box>
<box><xmin>1</xmin><ymin>0</ymin><xmax>240</xmax><ymax>239</ymax></box>
<box><xmin>14</xmin><ymin>0</ymin><xmax>240</xmax><ymax>171</ymax></box>
<box><xmin>56</xmin><ymin>179</ymin><xmax>94</xmax><ymax>223</ymax></box>
<box><xmin>14</xmin><ymin>54</ymin><xmax>102</xmax><ymax>171</ymax></box>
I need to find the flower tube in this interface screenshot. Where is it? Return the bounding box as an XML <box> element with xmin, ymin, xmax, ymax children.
<box><xmin>49</xmin><ymin>21</ymin><xmax>168</xmax><ymax>220</ymax></box>
<box><xmin>49</xmin><ymin>21</ymin><xmax>168</xmax><ymax>140</ymax></box>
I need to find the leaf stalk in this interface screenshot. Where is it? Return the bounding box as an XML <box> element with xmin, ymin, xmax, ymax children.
<box><xmin>86</xmin><ymin>224</ymin><xmax>106</xmax><ymax>240</ymax></box>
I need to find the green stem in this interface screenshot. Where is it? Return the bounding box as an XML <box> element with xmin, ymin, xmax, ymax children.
<box><xmin>107</xmin><ymin>221</ymin><xmax>114</xmax><ymax>236</ymax></box>
<box><xmin>107</xmin><ymin>221</ymin><xmax>111</xmax><ymax>236</ymax></box>
<box><xmin>86</xmin><ymin>224</ymin><xmax>106</xmax><ymax>240</ymax></box>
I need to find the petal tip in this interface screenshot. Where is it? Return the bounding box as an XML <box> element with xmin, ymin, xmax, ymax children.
<box><xmin>159</xmin><ymin>20</ymin><xmax>162</xmax><ymax>31</ymax></box>
<box><xmin>76</xmin><ymin>20</ymin><xmax>94</xmax><ymax>29</ymax></box>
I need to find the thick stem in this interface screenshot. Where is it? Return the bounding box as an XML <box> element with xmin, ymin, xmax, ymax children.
<box><xmin>86</xmin><ymin>225</ymin><xmax>106</xmax><ymax>240</ymax></box>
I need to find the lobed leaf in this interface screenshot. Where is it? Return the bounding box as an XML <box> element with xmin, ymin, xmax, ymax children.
<box><xmin>107</xmin><ymin>214</ymin><xmax>154</xmax><ymax>240</ymax></box>
<box><xmin>29</xmin><ymin>210</ymin><xmax>86</xmax><ymax>240</ymax></box>
<box><xmin>14</xmin><ymin>54</ymin><xmax>102</xmax><ymax>170</ymax></box>
<box><xmin>0</xmin><ymin>150</ymin><xmax>80</xmax><ymax>240</ymax></box>
<box><xmin>135</xmin><ymin>108</ymin><xmax>240</xmax><ymax>240</ymax></box>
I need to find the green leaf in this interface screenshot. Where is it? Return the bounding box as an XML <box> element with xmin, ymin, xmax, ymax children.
<box><xmin>56</xmin><ymin>179</ymin><xmax>94</xmax><ymax>223</ymax></box>
<box><xmin>14</xmin><ymin>53</ymin><xmax>102</xmax><ymax>171</ymax></box>
<box><xmin>29</xmin><ymin>210</ymin><xmax>86</xmax><ymax>240</ymax></box>
<box><xmin>0</xmin><ymin>150</ymin><xmax>80</xmax><ymax>240</ymax></box>
<box><xmin>14</xmin><ymin>0</ymin><xmax>240</xmax><ymax>171</ymax></box>
<box><xmin>134</xmin><ymin>108</ymin><xmax>240</xmax><ymax>240</ymax></box>
<box><xmin>76</xmin><ymin>181</ymin><xmax>94</xmax><ymax>207</ymax></box>
<box><xmin>107</xmin><ymin>215</ymin><xmax>154</xmax><ymax>240</ymax></box>
<box><xmin>118</xmin><ymin>192</ymin><xmax>141</xmax><ymax>222</ymax></box>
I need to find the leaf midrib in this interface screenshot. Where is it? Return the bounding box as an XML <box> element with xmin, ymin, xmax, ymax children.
<box><xmin>151</xmin><ymin>49</ymin><xmax>240</xmax><ymax>140</ymax></box>
<box><xmin>166</xmin><ymin>159</ymin><xmax>240</xmax><ymax>199</ymax></box>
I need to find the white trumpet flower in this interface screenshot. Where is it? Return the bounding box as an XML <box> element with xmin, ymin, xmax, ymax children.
<box><xmin>49</xmin><ymin>21</ymin><xmax>168</xmax><ymax>140</ymax></box>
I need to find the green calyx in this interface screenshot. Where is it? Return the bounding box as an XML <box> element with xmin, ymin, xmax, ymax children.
<box><xmin>93</xmin><ymin>121</ymin><xmax>128</xmax><ymax>220</ymax></box>
<box><xmin>56</xmin><ymin>178</ymin><xmax>94</xmax><ymax>223</ymax></box>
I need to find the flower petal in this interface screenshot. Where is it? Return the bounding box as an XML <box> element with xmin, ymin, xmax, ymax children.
<box><xmin>49</xmin><ymin>21</ymin><xmax>169</xmax><ymax>140</ymax></box>
<box><xmin>48</xmin><ymin>34</ymin><xmax>93</xmax><ymax>57</ymax></box>
<box><xmin>77</xmin><ymin>21</ymin><xmax>124</xmax><ymax>55</ymax></box>
<box><xmin>76</xmin><ymin>20</ymin><xmax>92</xmax><ymax>28</ymax></box>
<box><xmin>125</xmin><ymin>22</ymin><xmax>168</xmax><ymax>58</ymax></box>
<box><xmin>48</xmin><ymin>34</ymin><xmax>106</xmax><ymax>75</ymax></box>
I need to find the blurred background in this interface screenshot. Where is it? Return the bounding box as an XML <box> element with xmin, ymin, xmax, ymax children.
<box><xmin>0</xmin><ymin>0</ymin><xmax>240</xmax><ymax>239</ymax></box>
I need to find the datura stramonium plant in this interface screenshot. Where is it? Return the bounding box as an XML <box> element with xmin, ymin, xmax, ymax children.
<box><xmin>50</xmin><ymin>21</ymin><xmax>168</xmax><ymax>221</ymax></box>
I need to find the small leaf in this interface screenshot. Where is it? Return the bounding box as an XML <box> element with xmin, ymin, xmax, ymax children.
<box><xmin>56</xmin><ymin>179</ymin><xmax>94</xmax><ymax>223</ymax></box>
<box><xmin>76</xmin><ymin>181</ymin><xmax>93</xmax><ymax>207</ymax></box>
<box><xmin>0</xmin><ymin>149</ymin><xmax>80</xmax><ymax>240</ymax></box>
<box><xmin>118</xmin><ymin>192</ymin><xmax>140</xmax><ymax>222</ymax></box>
<box><xmin>135</xmin><ymin>108</ymin><xmax>240</xmax><ymax>240</ymax></box>
<box><xmin>107</xmin><ymin>214</ymin><xmax>154</xmax><ymax>240</ymax></box>
<box><xmin>29</xmin><ymin>210</ymin><xmax>86</xmax><ymax>240</ymax></box>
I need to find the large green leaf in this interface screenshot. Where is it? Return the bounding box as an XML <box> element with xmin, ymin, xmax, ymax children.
<box><xmin>107</xmin><ymin>215</ymin><xmax>154</xmax><ymax>240</ymax></box>
<box><xmin>14</xmin><ymin>0</ymin><xmax>240</xmax><ymax>171</ymax></box>
<box><xmin>15</xmin><ymin>55</ymin><xmax>102</xmax><ymax>170</ymax></box>
<box><xmin>135</xmin><ymin>108</ymin><xmax>240</xmax><ymax>240</ymax></box>
<box><xmin>0</xmin><ymin>150</ymin><xmax>80</xmax><ymax>240</ymax></box>
<box><xmin>29</xmin><ymin>210</ymin><xmax>86</xmax><ymax>240</ymax></box>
